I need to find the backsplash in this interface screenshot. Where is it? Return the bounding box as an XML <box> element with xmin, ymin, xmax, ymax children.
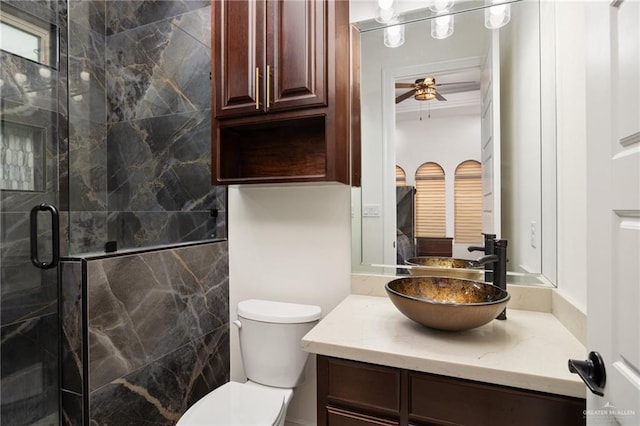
<box><xmin>61</xmin><ymin>241</ymin><xmax>229</xmax><ymax>424</ymax></box>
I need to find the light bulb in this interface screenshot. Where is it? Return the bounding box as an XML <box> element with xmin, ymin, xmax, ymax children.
<box><xmin>13</xmin><ymin>72</ymin><xmax>27</xmax><ymax>85</ymax></box>
<box><xmin>431</xmin><ymin>14</ymin><xmax>454</xmax><ymax>39</ymax></box>
<box><xmin>429</xmin><ymin>0</ymin><xmax>454</xmax><ymax>12</ymax></box>
<box><xmin>384</xmin><ymin>25</ymin><xmax>405</xmax><ymax>48</ymax></box>
<box><xmin>484</xmin><ymin>1</ymin><xmax>511</xmax><ymax>29</ymax></box>
<box><xmin>38</xmin><ymin>67</ymin><xmax>52</xmax><ymax>79</ymax></box>
<box><xmin>375</xmin><ymin>6</ymin><xmax>397</xmax><ymax>23</ymax></box>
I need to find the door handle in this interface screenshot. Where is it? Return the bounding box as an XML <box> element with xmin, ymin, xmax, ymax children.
<box><xmin>568</xmin><ymin>351</ymin><xmax>606</xmax><ymax>396</ymax></box>
<box><xmin>30</xmin><ymin>204</ymin><xmax>60</xmax><ymax>269</ymax></box>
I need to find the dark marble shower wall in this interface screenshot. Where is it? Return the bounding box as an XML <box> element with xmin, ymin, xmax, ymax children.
<box><xmin>68</xmin><ymin>0</ymin><xmax>225</xmax><ymax>254</ymax></box>
<box><xmin>61</xmin><ymin>241</ymin><xmax>230</xmax><ymax>424</ymax></box>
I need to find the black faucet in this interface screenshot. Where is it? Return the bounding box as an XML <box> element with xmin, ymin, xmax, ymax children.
<box><xmin>492</xmin><ymin>239</ymin><xmax>508</xmax><ymax>320</ymax></box>
<box><xmin>468</xmin><ymin>233</ymin><xmax>496</xmax><ymax>283</ymax></box>
<box><xmin>469</xmin><ymin>235</ymin><xmax>508</xmax><ymax>320</ymax></box>
<box><xmin>470</xmin><ymin>254</ymin><xmax>499</xmax><ymax>268</ymax></box>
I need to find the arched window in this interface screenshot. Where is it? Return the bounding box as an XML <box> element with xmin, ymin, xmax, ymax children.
<box><xmin>454</xmin><ymin>160</ymin><xmax>482</xmax><ymax>243</ymax></box>
<box><xmin>415</xmin><ymin>162</ymin><xmax>446</xmax><ymax>237</ymax></box>
<box><xmin>395</xmin><ymin>165</ymin><xmax>406</xmax><ymax>186</ymax></box>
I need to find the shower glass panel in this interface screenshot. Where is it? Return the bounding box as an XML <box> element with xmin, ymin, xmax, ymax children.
<box><xmin>67</xmin><ymin>0</ymin><xmax>224</xmax><ymax>256</ymax></box>
<box><xmin>0</xmin><ymin>0</ymin><xmax>62</xmax><ymax>424</ymax></box>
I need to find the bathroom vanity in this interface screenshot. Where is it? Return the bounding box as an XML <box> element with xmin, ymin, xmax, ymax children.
<box><xmin>302</xmin><ymin>293</ymin><xmax>587</xmax><ymax>426</ymax></box>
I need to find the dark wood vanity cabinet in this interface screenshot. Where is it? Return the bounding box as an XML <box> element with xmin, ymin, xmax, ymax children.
<box><xmin>211</xmin><ymin>0</ymin><xmax>359</xmax><ymax>185</ymax></box>
<box><xmin>317</xmin><ymin>355</ymin><xmax>586</xmax><ymax>426</ymax></box>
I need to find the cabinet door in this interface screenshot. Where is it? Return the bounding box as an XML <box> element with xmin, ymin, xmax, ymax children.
<box><xmin>265</xmin><ymin>0</ymin><xmax>327</xmax><ymax>112</ymax></box>
<box><xmin>213</xmin><ymin>0</ymin><xmax>266</xmax><ymax>118</ymax></box>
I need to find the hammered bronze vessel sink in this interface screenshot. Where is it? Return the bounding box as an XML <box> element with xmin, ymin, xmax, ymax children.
<box><xmin>385</xmin><ymin>276</ymin><xmax>510</xmax><ymax>331</ymax></box>
<box><xmin>404</xmin><ymin>256</ymin><xmax>485</xmax><ymax>280</ymax></box>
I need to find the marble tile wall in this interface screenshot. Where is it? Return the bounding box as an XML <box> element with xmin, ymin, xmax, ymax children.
<box><xmin>66</xmin><ymin>0</ymin><xmax>225</xmax><ymax>255</ymax></box>
<box><xmin>60</xmin><ymin>241</ymin><xmax>229</xmax><ymax>424</ymax></box>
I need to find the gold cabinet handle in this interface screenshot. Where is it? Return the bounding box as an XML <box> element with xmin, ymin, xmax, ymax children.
<box><xmin>255</xmin><ymin>67</ymin><xmax>260</xmax><ymax>110</ymax></box>
<box><xmin>266</xmin><ymin>65</ymin><xmax>271</xmax><ymax>111</ymax></box>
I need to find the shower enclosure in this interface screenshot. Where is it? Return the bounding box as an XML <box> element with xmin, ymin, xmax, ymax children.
<box><xmin>1</xmin><ymin>1</ymin><xmax>226</xmax><ymax>424</ymax></box>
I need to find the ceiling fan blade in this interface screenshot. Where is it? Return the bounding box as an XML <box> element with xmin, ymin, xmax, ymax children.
<box><xmin>435</xmin><ymin>92</ymin><xmax>447</xmax><ymax>101</ymax></box>
<box><xmin>435</xmin><ymin>81</ymin><xmax>476</xmax><ymax>86</ymax></box>
<box><xmin>395</xmin><ymin>83</ymin><xmax>415</xmax><ymax>88</ymax></box>
<box><xmin>395</xmin><ymin>89</ymin><xmax>416</xmax><ymax>104</ymax></box>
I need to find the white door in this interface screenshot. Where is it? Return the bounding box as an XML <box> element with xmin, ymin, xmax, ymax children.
<box><xmin>583</xmin><ymin>1</ymin><xmax>640</xmax><ymax>424</ymax></box>
<box><xmin>480</xmin><ymin>31</ymin><xmax>501</xmax><ymax>236</ymax></box>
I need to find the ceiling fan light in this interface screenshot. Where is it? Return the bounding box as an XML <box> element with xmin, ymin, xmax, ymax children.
<box><xmin>414</xmin><ymin>86</ymin><xmax>437</xmax><ymax>101</ymax></box>
<box><xmin>484</xmin><ymin>2</ymin><xmax>511</xmax><ymax>29</ymax></box>
<box><xmin>431</xmin><ymin>14</ymin><xmax>454</xmax><ymax>39</ymax></box>
<box><xmin>384</xmin><ymin>24</ymin><xmax>405</xmax><ymax>48</ymax></box>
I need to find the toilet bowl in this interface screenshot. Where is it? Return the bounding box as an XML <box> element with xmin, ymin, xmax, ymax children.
<box><xmin>176</xmin><ymin>381</ymin><xmax>290</xmax><ymax>426</ymax></box>
<box><xmin>176</xmin><ymin>299</ymin><xmax>321</xmax><ymax>426</ymax></box>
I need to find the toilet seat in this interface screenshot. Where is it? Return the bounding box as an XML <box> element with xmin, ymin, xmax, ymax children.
<box><xmin>177</xmin><ymin>382</ymin><xmax>285</xmax><ymax>426</ymax></box>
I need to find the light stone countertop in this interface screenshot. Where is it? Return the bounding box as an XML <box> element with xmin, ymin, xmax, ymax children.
<box><xmin>302</xmin><ymin>294</ymin><xmax>587</xmax><ymax>399</ymax></box>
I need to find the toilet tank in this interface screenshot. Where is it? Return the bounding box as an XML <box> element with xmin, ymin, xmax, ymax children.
<box><xmin>236</xmin><ymin>299</ymin><xmax>321</xmax><ymax>388</ymax></box>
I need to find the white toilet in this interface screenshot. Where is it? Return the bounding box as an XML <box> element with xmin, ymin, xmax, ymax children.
<box><xmin>177</xmin><ymin>299</ymin><xmax>322</xmax><ymax>426</ymax></box>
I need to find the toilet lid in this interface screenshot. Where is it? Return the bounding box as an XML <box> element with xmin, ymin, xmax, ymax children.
<box><xmin>177</xmin><ymin>382</ymin><xmax>284</xmax><ymax>426</ymax></box>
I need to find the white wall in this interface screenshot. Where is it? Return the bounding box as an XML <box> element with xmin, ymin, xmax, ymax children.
<box><xmin>499</xmin><ymin>1</ymin><xmax>543</xmax><ymax>274</ymax></box>
<box><xmin>228</xmin><ymin>185</ymin><xmax>352</xmax><ymax>426</ymax></box>
<box><xmin>396</xmin><ymin>114</ymin><xmax>481</xmax><ymax>237</ymax></box>
<box><xmin>554</xmin><ymin>2</ymin><xmax>588</xmax><ymax>311</ymax></box>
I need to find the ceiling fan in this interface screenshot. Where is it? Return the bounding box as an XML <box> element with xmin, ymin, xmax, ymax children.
<box><xmin>395</xmin><ymin>76</ymin><xmax>472</xmax><ymax>104</ymax></box>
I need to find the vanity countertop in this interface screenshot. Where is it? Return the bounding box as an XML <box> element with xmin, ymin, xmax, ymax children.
<box><xmin>302</xmin><ymin>294</ymin><xmax>586</xmax><ymax>399</ymax></box>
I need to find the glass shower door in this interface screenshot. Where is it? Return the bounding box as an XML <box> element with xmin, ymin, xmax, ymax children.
<box><xmin>0</xmin><ymin>1</ymin><xmax>63</xmax><ymax>424</ymax></box>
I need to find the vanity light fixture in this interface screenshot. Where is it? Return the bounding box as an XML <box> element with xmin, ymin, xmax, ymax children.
<box><xmin>431</xmin><ymin>14</ymin><xmax>454</xmax><ymax>39</ymax></box>
<box><xmin>484</xmin><ymin>0</ymin><xmax>511</xmax><ymax>29</ymax></box>
<box><xmin>375</xmin><ymin>0</ymin><xmax>398</xmax><ymax>23</ymax></box>
<box><xmin>384</xmin><ymin>24</ymin><xmax>405</xmax><ymax>48</ymax></box>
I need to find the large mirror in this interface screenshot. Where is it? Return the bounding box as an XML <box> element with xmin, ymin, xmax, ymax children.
<box><xmin>351</xmin><ymin>0</ymin><xmax>558</xmax><ymax>286</ymax></box>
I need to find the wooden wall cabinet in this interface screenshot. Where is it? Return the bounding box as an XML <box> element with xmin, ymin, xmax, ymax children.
<box><xmin>211</xmin><ymin>0</ymin><xmax>360</xmax><ymax>185</ymax></box>
<box><xmin>317</xmin><ymin>355</ymin><xmax>586</xmax><ymax>426</ymax></box>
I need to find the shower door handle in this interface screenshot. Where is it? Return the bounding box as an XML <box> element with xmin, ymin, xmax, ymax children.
<box><xmin>30</xmin><ymin>204</ymin><xmax>60</xmax><ymax>269</ymax></box>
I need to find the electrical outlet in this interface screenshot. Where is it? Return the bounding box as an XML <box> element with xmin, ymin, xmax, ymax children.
<box><xmin>530</xmin><ymin>221</ymin><xmax>537</xmax><ymax>248</ymax></box>
<box><xmin>363</xmin><ymin>204</ymin><xmax>381</xmax><ymax>217</ymax></box>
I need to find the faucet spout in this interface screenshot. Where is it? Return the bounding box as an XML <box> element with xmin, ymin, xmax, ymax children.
<box><xmin>467</xmin><ymin>245</ymin><xmax>485</xmax><ymax>253</ymax></box>
<box><xmin>471</xmin><ymin>254</ymin><xmax>499</xmax><ymax>267</ymax></box>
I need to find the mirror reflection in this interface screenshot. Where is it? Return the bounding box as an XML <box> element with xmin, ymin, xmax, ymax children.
<box><xmin>353</xmin><ymin>0</ymin><xmax>557</xmax><ymax>286</ymax></box>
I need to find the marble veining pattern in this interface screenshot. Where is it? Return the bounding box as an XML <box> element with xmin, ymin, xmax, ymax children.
<box><xmin>0</xmin><ymin>314</ymin><xmax>60</xmax><ymax>425</ymax></box>
<box><xmin>87</xmin><ymin>242</ymin><xmax>228</xmax><ymax>391</ymax></box>
<box><xmin>105</xmin><ymin>8</ymin><xmax>211</xmax><ymax>123</ymax></box>
<box><xmin>89</xmin><ymin>326</ymin><xmax>228</xmax><ymax>425</ymax></box>
<box><xmin>106</xmin><ymin>0</ymin><xmax>209</xmax><ymax>35</ymax></box>
<box><xmin>61</xmin><ymin>261</ymin><xmax>84</xmax><ymax>394</ymax></box>
<box><xmin>106</xmin><ymin>110</ymin><xmax>213</xmax><ymax>212</ymax></box>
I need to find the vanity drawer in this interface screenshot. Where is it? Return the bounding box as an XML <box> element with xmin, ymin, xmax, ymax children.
<box><xmin>409</xmin><ymin>371</ymin><xmax>585</xmax><ymax>426</ymax></box>
<box><xmin>324</xmin><ymin>357</ymin><xmax>401</xmax><ymax>416</ymax></box>
<box><xmin>327</xmin><ymin>406</ymin><xmax>399</xmax><ymax>426</ymax></box>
